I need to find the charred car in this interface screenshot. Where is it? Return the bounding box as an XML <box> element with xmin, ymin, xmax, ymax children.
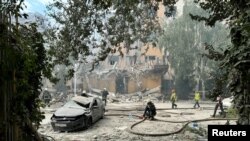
<box><xmin>51</xmin><ymin>96</ymin><xmax>105</xmax><ymax>131</ymax></box>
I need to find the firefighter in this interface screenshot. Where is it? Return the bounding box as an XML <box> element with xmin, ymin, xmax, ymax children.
<box><xmin>212</xmin><ymin>95</ymin><xmax>226</xmax><ymax>117</ymax></box>
<box><xmin>143</xmin><ymin>101</ymin><xmax>156</xmax><ymax>120</ymax></box>
<box><xmin>193</xmin><ymin>91</ymin><xmax>201</xmax><ymax>108</ymax></box>
<box><xmin>42</xmin><ymin>89</ymin><xmax>52</xmax><ymax>105</ymax></box>
<box><xmin>170</xmin><ymin>89</ymin><xmax>177</xmax><ymax>109</ymax></box>
<box><xmin>81</xmin><ymin>90</ymin><xmax>88</xmax><ymax>97</ymax></box>
<box><xmin>101</xmin><ymin>88</ymin><xmax>109</xmax><ymax>106</ymax></box>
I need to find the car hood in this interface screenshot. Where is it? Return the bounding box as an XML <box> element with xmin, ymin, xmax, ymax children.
<box><xmin>54</xmin><ymin>106</ymin><xmax>88</xmax><ymax>117</ymax></box>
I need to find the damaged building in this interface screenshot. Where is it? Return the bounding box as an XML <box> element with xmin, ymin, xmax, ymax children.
<box><xmin>82</xmin><ymin>45</ymin><xmax>171</xmax><ymax>94</ymax></box>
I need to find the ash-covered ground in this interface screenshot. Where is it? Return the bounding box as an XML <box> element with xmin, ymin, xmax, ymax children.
<box><xmin>38</xmin><ymin>100</ymin><xmax>235</xmax><ymax>141</ymax></box>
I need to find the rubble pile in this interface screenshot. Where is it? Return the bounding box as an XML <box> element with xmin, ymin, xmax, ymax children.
<box><xmin>104</xmin><ymin>86</ymin><xmax>163</xmax><ymax>104</ymax></box>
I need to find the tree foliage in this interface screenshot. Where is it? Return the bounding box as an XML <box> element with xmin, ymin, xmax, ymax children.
<box><xmin>45</xmin><ymin>0</ymin><xmax>179</xmax><ymax>73</ymax></box>
<box><xmin>0</xmin><ymin>1</ymin><xmax>177</xmax><ymax>140</ymax></box>
<box><xmin>190</xmin><ymin>0</ymin><xmax>250</xmax><ymax>125</ymax></box>
<box><xmin>159</xmin><ymin>1</ymin><xmax>230</xmax><ymax>99</ymax></box>
<box><xmin>0</xmin><ymin>0</ymin><xmax>52</xmax><ymax>140</ymax></box>
<box><xmin>14</xmin><ymin>23</ymin><xmax>49</xmax><ymax>127</ymax></box>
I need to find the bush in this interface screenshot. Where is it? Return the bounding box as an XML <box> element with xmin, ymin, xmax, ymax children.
<box><xmin>226</xmin><ymin>107</ymin><xmax>238</xmax><ymax>118</ymax></box>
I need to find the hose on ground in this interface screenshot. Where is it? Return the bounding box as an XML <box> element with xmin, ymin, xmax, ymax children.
<box><xmin>105</xmin><ymin>112</ymin><xmax>237</xmax><ymax>137</ymax></box>
<box><xmin>128</xmin><ymin>117</ymin><xmax>237</xmax><ymax>136</ymax></box>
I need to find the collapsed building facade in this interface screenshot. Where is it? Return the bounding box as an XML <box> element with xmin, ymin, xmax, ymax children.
<box><xmin>81</xmin><ymin>3</ymin><xmax>175</xmax><ymax>95</ymax></box>
<box><xmin>42</xmin><ymin>3</ymin><xmax>176</xmax><ymax>96</ymax></box>
<box><xmin>81</xmin><ymin>45</ymin><xmax>171</xmax><ymax>94</ymax></box>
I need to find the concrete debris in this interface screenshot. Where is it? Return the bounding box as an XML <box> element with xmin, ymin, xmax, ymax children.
<box><xmin>109</xmin><ymin>98</ymin><xmax>120</xmax><ymax>103</ymax></box>
<box><xmin>172</xmin><ymin>134</ymin><xmax>177</xmax><ymax>140</ymax></box>
<box><xmin>110</xmin><ymin>92</ymin><xmax>162</xmax><ymax>104</ymax></box>
<box><xmin>184</xmin><ymin>131</ymin><xmax>197</xmax><ymax>139</ymax></box>
<box><xmin>90</xmin><ymin>86</ymin><xmax>163</xmax><ymax>104</ymax></box>
<box><xmin>115</xmin><ymin>126</ymin><xmax>127</xmax><ymax>131</ymax></box>
<box><xmin>43</xmin><ymin>86</ymin><xmax>163</xmax><ymax>106</ymax></box>
<box><xmin>197</xmin><ymin>136</ymin><xmax>208</xmax><ymax>141</ymax></box>
<box><xmin>93</xmin><ymin>135</ymin><xmax>98</xmax><ymax>139</ymax></box>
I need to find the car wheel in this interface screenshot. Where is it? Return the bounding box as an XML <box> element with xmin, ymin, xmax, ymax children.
<box><xmin>86</xmin><ymin>117</ymin><xmax>92</xmax><ymax>128</ymax></box>
<box><xmin>101</xmin><ymin>109</ymin><xmax>105</xmax><ymax>119</ymax></box>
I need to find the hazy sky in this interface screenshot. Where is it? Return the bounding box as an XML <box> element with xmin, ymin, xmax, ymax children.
<box><xmin>24</xmin><ymin>0</ymin><xmax>51</xmax><ymax>14</ymax></box>
<box><xmin>24</xmin><ymin>0</ymin><xmax>184</xmax><ymax>16</ymax></box>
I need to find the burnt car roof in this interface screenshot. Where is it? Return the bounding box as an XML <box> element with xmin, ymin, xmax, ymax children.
<box><xmin>72</xmin><ymin>96</ymin><xmax>94</xmax><ymax>105</ymax></box>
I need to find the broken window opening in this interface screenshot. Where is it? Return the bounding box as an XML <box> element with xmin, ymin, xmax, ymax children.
<box><xmin>75</xmin><ymin>101</ymin><xmax>90</xmax><ymax>108</ymax></box>
<box><xmin>125</xmin><ymin>56</ymin><xmax>137</xmax><ymax>65</ymax></box>
<box><xmin>110</xmin><ymin>60</ymin><xmax>115</xmax><ymax>65</ymax></box>
<box><xmin>148</xmin><ymin>56</ymin><xmax>156</xmax><ymax>60</ymax></box>
<box><xmin>109</xmin><ymin>56</ymin><xmax>119</xmax><ymax>65</ymax></box>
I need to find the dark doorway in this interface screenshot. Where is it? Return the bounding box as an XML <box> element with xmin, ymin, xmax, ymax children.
<box><xmin>116</xmin><ymin>75</ymin><xmax>128</xmax><ymax>94</ymax></box>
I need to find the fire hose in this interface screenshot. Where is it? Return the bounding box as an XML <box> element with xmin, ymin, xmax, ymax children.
<box><xmin>127</xmin><ymin>117</ymin><xmax>237</xmax><ymax>136</ymax></box>
<box><xmin>105</xmin><ymin>108</ymin><xmax>237</xmax><ymax>136</ymax></box>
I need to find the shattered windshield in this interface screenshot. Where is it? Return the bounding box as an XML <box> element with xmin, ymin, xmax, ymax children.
<box><xmin>63</xmin><ymin>100</ymin><xmax>89</xmax><ymax>109</ymax></box>
<box><xmin>74</xmin><ymin>101</ymin><xmax>90</xmax><ymax>108</ymax></box>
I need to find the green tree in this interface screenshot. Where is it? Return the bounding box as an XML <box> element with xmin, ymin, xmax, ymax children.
<box><xmin>0</xmin><ymin>1</ymin><xmax>179</xmax><ymax>140</ymax></box>
<box><xmin>0</xmin><ymin>1</ymin><xmax>52</xmax><ymax>140</ymax></box>
<box><xmin>190</xmin><ymin>0</ymin><xmax>250</xmax><ymax>124</ymax></box>
<box><xmin>159</xmin><ymin>1</ymin><xmax>230</xmax><ymax>99</ymax></box>
<box><xmin>45</xmin><ymin>0</ymin><xmax>164</xmax><ymax>73</ymax></box>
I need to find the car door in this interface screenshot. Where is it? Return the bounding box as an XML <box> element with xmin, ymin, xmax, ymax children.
<box><xmin>96</xmin><ymin>98</ymin><xmax>104</xmax><ymax>118</ymax></box>
<box><xmin>91</xmin><ymin>99</ymin><xmax>100</xmax><ymax>122</ymax></box>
